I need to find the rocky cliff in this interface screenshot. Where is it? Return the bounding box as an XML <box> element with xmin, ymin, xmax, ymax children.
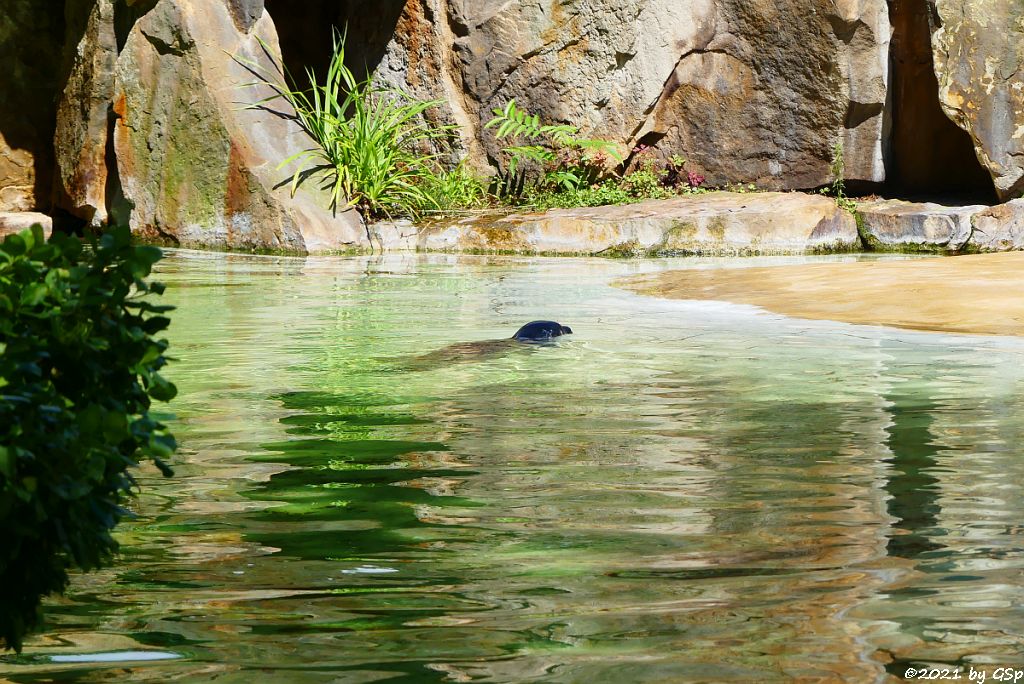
<box><xmin>353</xmin><ymin>0</ymin><xmax>892</xmax><ymax>190</ymax></box>
<box><xmin>2</xmin><ymin>0</ymin><xmax>366</xmax><ymax>251</ymax></box>
<box><xmin>2</xmin><ymin>0</ymin><xmax>1024</xmax><ymax>251</ymax></box>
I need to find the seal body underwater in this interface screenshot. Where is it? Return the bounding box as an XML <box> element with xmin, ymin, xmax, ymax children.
<box><xmin>512</xmin><ymin>321</ymin><xmax>573</xmax><ymax>342</ymax></box>
<box><xmin>396</xmin><ymin>321</ymin><xmax>574</xmax><ymax>370</ymax></box>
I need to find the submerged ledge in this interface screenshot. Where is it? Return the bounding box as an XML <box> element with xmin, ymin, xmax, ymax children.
<box><xmin>619</xmin><ymin>251</ymin><xmax>1024</xmax><ymax>337</ymax></box>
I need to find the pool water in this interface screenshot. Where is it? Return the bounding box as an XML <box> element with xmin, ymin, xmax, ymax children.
<box><xmin>3</xmin><ymin>250</ymin><xmax>1024</xmax><ymax>682</ymax></box>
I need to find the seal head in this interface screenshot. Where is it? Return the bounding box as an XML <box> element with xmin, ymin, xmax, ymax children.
<box><xmin>512</xmin><ymin>320</ymin><xmax>573</xmax><ymax>343</ymax></box>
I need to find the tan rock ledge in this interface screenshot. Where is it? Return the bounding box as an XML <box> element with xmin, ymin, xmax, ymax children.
<box><xmin>856</xmin><ymin>199</ymin><xmax>987</xmax><ymax>252</ymax></box>
<box><xmin>407</xmin><ymin>192</ymin><xmax>860</xmax><ymax>257</ymax></box>
<box><xmin>621</xmin><ymin>251</ymin><xmax>1024</xmax><ymax>337</ymax></box>
<box><xmin>0</xmin><ymin>212</ymin><xmax>53</xmax><ymax>239</ymax></box>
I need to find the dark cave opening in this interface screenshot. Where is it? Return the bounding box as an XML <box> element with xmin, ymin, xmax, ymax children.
<box><xmin>886</xmin><ymin>0</ymin><xmax>995</xmax><ymax>202</ymax></box>
<box><xmin>264</xmin><ymin>0</ymin><xmax>407</xmax><ymax>86</ymax></box>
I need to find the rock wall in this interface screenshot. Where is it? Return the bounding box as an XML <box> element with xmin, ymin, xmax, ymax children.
<box><xmin>52</xmin><ymin>0</ymin><xmax>118</xmax><ymax>227</ymax></box>
<box><xmin>0</xmin><ymin>0</ymin><xmax>365</xmax><ymax>251</ymax></box>
<box><xmin>51</xmin><ymin>0</ymin><xmax>368</xmax><ymax>251</ymax></box>
<box><xmin>362</xmin><ymin>0</ymin><xmax>892</xmax><ymax>189</ymax></box>
<box><xmin>932</xmin><ymin>0</ymin><xmax>1024</xmax><ymax>201</ymax></box>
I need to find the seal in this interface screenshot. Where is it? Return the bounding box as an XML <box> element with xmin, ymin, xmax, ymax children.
<box><xmin>396</xmin><ymin>320</ymin><xmax>574</xmax><ymax>371</ymax></box>
<box><xmin>512</xmin><ymin>320</ymin><xmax>573</xmax><ymax>342</ymax></box>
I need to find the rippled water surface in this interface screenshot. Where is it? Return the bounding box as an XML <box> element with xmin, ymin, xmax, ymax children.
<box><xmin>4</xmin><ymin>250</ymin><xmax>1024</xmax><ymax>682</ymax></box>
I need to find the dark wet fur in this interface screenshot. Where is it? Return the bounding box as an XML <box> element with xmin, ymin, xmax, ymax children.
<box><xmin>394</xmin><ymin>321</ymin><xmax>573</xmax><ymax>372</ymax></box>
<box><xmin>512</xmin><ymin>321</ymin><xmax>573</xmax><ymax>342</ymax></box>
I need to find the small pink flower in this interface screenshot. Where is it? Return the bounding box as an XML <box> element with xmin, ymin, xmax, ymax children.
<box><xmin>687</xmin><ymin>171</ymin><xmax>706</xmax><ymax>188</ymax></box>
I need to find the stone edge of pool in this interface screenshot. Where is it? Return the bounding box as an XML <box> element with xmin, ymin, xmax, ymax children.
<box><xmin>5</xmin><ymin>193</ymin><xmax>1024</xmax><ymax>258</ymax></box>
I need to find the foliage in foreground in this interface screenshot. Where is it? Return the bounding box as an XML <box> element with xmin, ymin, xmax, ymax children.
<box><xmin>244</xmin><ymin>31</ymin><xmax>452</xmax><ymax>219</ymax></box>
<box><xmin>0</xmin><ymin>226</ymin><xmax>176</xmax><ymax>652</ymax></box>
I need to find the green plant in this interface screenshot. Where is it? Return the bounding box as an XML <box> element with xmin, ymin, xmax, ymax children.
<box><xmin>829</xmin><ymin>141</ymin><xmax>846</xmax><ymax>197</ymax></box>
<box><xmin>243</xmin><ymin>31</ymin><xmax>452</xmax><ymax>219</ymax></box>
<box><xmin>414</xmin><ymin>161</ymin><xmax>491</xmax><ymax>214</ymax></box>
<box><xmin>821</xmin><ymin>141</ymin><xmax>858</xmax><ymax>213</ymax></box>
<box><xmin>485</xmin><ymin>100</ymin><xmax>620</xmax><ymax>195</ymax></box>
<box><xmin>662</xmin><ymin>155</ymin><xmax>688</xmax><ymax>188</ymax></box>
<box><xmin>523</xmin><ymin>180</ymin><xmax>633</xmax><ymax>210</ymax></box>
<box><xmin>0</xmin><ymin>225</ymin><xmax>176</xmax><ymax>652</ymax></box>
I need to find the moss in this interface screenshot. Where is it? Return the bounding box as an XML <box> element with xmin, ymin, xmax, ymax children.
<box><xmin>658</xmin><ymin>220</ymin><xmax>699</xmax><ymax>253</ymax></box>
<box><xmin>805</xmin><ymin>241</ymin><xmax>864</xmax><ymax>255</ymax></box>
<box><xmin>858</xmin><ymin>231</ymin><xmax>955</xmax><ymax>254</ymax></box>
<box><xmin>595</xmin><ymin>240</ymin><xmax>646</xmax><ymax>258</ymax></box>
<box><xmin>472</xmin><ymin>223</ymin><xmax>531</xmax><ymax>252</ymax></box>
<box><xmin>131</xmin><ymin>234</ymin><xmax>370</xmax><ymax>258</ymax></box>
<box><xmin>159</xmin><ymin>75</ymin><xmax>230</xmax><ymax>227</ymax></box>
<box><xmin>706</xmin><ymin>217</ymin><xmax>727</xmax><ymax>242</ymax></box>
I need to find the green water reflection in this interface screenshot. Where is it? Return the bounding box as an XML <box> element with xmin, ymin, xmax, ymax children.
<box><xmin>3</xmin><ymin>251</ymin><xmax>1024</xmax><ymax>682</ymax></box>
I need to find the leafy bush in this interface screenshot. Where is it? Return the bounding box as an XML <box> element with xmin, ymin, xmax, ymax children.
<box><xmin>0</xmin><ymin>225</ymin><xmax>176</xmax><ymax>652</ymax></box>
<box><xmin>620</xmin><ymin>147</ymin><xmax>673</xmax><ymax>201</ymax></box>
<box><xmin>244</xmin><ymin>31</ymin><xmax>452</xmax><ymax>219</ymax></box>
<box><xmin>485</xmin><ymin>100</ymin><xmax>620</xmax><ymax>195</ymax></box>
<box><xmin>524</xmin><ymin>145</ymin><xmax>714</xmax><ymax>210</ymax></box>
<box><xmin>523</xmin><ymin>180</ymin><xmax>633</xmax><ymax>210</ymax></box>
<box><xmin>661</xmin><ymin>155</ymin><xmax>706</xmax><ymax>191</ymax></box>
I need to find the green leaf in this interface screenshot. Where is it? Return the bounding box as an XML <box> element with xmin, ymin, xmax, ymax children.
<box><xmin>134</xmin><ymin>245</ymin><xmax>163</xmax><ymax>268</ymax></box>
<box><xmin>3</xmin><ymin>233</ymin><xmax>26</xmax><ymax>257</ymax></box>
<box><xmin>0</xmin><ymin>446</ymin><xmax>12</xmax><ymax>478</ymax></box>
<box><xmin>19</xmin><ymin>283</ymin><xmax>48</xmax><ymax>307</ymax></box>
<box><xmin>148</xmin><ymin>374</ymin><xmax>178</xmax><ymax>402</ymax></box>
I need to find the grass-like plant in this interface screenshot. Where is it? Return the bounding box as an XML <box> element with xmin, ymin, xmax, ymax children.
<box><xmin>414</xmin><ymin>161</ymin><xmax>491</xmax><ymax>215</ymax></box>
<box><xmin>243</xmin><ymin>31</ymin><xmax>452</xmax><ymax>219</ymax></box>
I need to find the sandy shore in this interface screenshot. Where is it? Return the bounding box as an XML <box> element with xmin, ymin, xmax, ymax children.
<box><xmin>621</xmin><ymin>252</ymin><xmax>1024</xmax><ymax>337</ymax></box>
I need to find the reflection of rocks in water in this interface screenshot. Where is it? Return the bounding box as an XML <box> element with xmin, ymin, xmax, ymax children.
<box><xmin>241</xmin><ymin>391</ymin><xmax>470</xmax><ymax>563</ymax></box>
<box><xmin>883</xmin><ymin>395</ymin><xmax>944</xmax><ymax>560</ymax></box>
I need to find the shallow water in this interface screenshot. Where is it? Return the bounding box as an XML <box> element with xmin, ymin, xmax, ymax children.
<box><xmin>3</xmin><ymin>250</ymin><xmax>1024</xmax><ymax>682</ymax></box>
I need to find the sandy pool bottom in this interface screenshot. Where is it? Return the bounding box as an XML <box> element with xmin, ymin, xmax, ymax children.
<box><xmin>621</xmin><ymin>251</ymin><xmax>1024</xmax><ymax>337</ymax></box>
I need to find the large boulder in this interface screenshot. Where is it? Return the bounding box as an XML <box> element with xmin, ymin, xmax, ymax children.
<box><xmin>856</xmin><ymin>198</ymin><xmax>987</xmax><ymax>252</ymax></box>
<box><xmin>932</xmin><ymin>0</ymin><xmax>1024</xmax><ymax>201</ymax></box>
<box><xmin>0</xmin><ymin>213</ymin><xmax>53</xmax><ymax>239</ymax></box>
<box><xmin>367</xmin><ymin>0</ymin><xmax>891</xmax><ymax>189</ymax></box>
<box><xmin>968</xmin><ymin>200</ymin><xmax>1024</xmax><ymax>252</ymax></box>
<box><xmin>52</xmin><ymin>0</ymin><xmax>118</xmax><ymax>226</ymax></box>
<box><xmin>109</xmin><ymin>0</ymin><xmax>366</xmax><ymax>252</ymax></box>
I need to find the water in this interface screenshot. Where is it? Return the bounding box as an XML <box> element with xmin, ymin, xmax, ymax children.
<box><xmin>3</xmin><ymin>250</ymin><xmax>1024</xmax><ymax>682</ymax></box>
